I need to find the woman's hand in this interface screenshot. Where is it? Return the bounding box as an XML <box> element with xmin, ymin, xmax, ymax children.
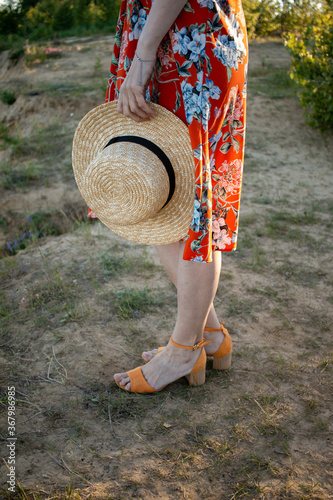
<box><xmin>116</xmin><ymin>49</ymin><xmax>158</xmax><ymax>123</ymax></box>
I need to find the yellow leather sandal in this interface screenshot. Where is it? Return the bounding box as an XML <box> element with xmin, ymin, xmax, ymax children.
<box><xmin>142</xmin><ymin>323</ymin><xmax>232</xmax><ymax>371</ymax></box>
<box><xmin>116</xmin><ymin>337</ymin><xmax>210</xmax><ymax>393</ymax></box>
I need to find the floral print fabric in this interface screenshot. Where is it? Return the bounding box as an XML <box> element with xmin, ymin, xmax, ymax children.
<box><xmin>87</xmin><ymin>0</ymin><xmax>248</xmax><ymax>263</ymax></box>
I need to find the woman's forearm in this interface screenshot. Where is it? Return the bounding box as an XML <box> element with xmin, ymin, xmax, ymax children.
<box><xmin>116</xmin><ymin>0</ymin><xmax>189</xmax><ymax>121</ymax></box>
<box><xmin>137</xmin><ymin>0</ymin><xmax>189</xmax><ymax>56</ymax></box>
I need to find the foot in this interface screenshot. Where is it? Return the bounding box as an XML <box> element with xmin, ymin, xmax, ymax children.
<box><xmin>141</xmin><ymin>328</ymin><xmax>225</xmax><ymax>362</ymax></box>
<box><xmin>114</xmin><ymin>340</ymin><xmax>203</xmax><ymax>392</ymax></box>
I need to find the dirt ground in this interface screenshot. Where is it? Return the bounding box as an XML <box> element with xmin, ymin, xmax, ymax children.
<box><xmin>0</xmin><ymin>35</ymin><xmax>332</xmax><ymax>499</ymax></box>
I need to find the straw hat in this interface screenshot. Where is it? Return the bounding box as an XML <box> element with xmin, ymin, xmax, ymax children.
<box><xmin>72</xmin><ymin>100</ymin><xmax>195</xmax><ymax>245</ymax></box>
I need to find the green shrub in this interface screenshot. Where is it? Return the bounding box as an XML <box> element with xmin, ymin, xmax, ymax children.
<box><xmin>111</xmin><ymin>287</ymin><xmax>164</xmax><ymax>319</ymax></box>
<box><xmin>0</xmin><ymin>161</ymin><xmax>42</xmax><ymax>189</ymax></box>
<box><xmin>242</xmin><ymin>0</ymin><xmax>328</xmax><ymax>39</ymax></box>
<box><xmin>1</xmin><ymin>90</ymin><xmax>16</xmax><ymax>106</ymax></box>
<box><xmin>9</xmin><ymin>44</ymin><xmax>25</xmax><ymax>63</ymax></box>
<box><xmin>0</xmin><ymin>123</ymin><xmax>18</xmax><ymax>150</ymax></box>
<box><xmin>24</xmin><ymin>45</ymin><xmax>47</xmax><ymax>67</ymax></box>
<box><xmin>285</xmin><ymin>20</ymin><xmax>333</xmax><ymax>131</ymax></box>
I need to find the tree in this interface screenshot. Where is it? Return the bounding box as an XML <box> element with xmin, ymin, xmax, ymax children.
<box><xmin>96</xmin><ymin>0</ymin><xmax>121</xmax><ymax>23</ymax></box>
<box><xmin>73</xmin><ymin>0</ymin><xmax>90</xmax><ymax>26</ymax></box>
<box><xmin>242</xmin><ymin>0</ymin><xmax>281</xmax><ymax>38</ymax></box>
<box><xmin>19</xmin><ymin>0</ymin><xmax>40</xmax><ymax>12</ymax></box>
<box><xmin>24</xmin><ymin>0</ymin><xmax>57</xmax><ymax>29</ymax></box>
<box><xmin>53</xmin><ymin>0</ymin><xmax>74</xmax><ymax>30</ymax></box>
<box><xmin>0</xmin><ymin>0</ymin><xmax>22</xmax><ymax>35</ymax></box>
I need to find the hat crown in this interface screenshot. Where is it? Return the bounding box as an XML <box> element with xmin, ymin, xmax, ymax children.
<box><xmin>84</xmin><ymin>142</ymin><xmax>170</xmax><ymax>225</ymax></box>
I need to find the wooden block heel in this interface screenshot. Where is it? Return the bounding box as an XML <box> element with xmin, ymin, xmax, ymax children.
<box><xmin>185</xmin><ymin>368</ymin><xmax>206</xmax><ymax>386</ymax></box>
<box><xmin>212</xmin><ymin>351</ymin><xmax>232</xmax><ymax>370</ymax></box>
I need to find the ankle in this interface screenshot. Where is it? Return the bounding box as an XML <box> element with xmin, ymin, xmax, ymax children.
<box><xmin>205</xmin><ymin>314</ymin><xmax>221</xmax><ymax>330</ymax></box>
<box><xmin>170</xmin><ymin>325</ymin><xmax>203</xmax><ymax>348</ymax></box>
<box><xmin>205</xmin><ymin>321</ymin><xmax>222</xmax><ymax>331</ymax></box>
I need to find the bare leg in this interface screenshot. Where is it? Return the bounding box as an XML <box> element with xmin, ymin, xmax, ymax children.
<box><xmin>114</xmin><ymin>241</ymin><xmax>222</xmax><ymax>391</ymax></box>
<box><xmin>141</xmin><ymin>241</ymin><xmax>225</xmax><ymax>360</ymax></box>
<box><xmin>154</xmin><ymin>241</ymin><xmax>221</xmax><ymax>327</ymax></box>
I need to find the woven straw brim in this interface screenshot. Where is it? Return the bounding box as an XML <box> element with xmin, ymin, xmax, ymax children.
<box><xmin>72</xmin><ymin>101</ymin><xmax>195</xmax><ymax>245</ymax></box>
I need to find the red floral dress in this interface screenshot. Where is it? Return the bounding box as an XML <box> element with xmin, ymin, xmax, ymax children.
<box><xmin>87</xmin><ymin>0</ymin><xmax>248</xmax><ymax>263</ymax></box>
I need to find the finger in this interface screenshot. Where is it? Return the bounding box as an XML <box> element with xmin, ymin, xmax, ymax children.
<box><xmin>121</xmin><ymin>102</ymin><xmax>146</xmax><ymax>123</ymax></box>
<box><xmin>120</xmin><ymin>88</ymin><xmax>154</xmax><ymax>120</ymax></box>
<box><xmin>116</xmin><ymin>99</ymin><xmax>123</xmax><ymax>114</ymax></box>
<box><xmin>129</xmin><ymin>96</ymin><xmax>152</xmax><ymax>120</ymax></box>
<box><xmin>117</xmin><ymin>93</ymin><xmax>143</xmax><ymax>122</ymax></box>
<box><xmin>135</xmin><ymin>93</ymin><xmax>157</xmax><ymax>118</ymax></box>
<box><xmin>123</xmin><ymin>92</ymin><xmax>155</xmax><ymax>121</ymax></box>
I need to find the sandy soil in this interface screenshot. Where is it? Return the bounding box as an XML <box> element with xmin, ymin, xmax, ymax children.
<box><xmin>0</xmin><ymin>36</ymin><xmax>332</xmax><ymax>499</ymax></box>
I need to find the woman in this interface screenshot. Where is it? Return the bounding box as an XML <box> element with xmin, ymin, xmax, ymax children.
<box><xmin>88</xmin><ymin>0</ymin><xmax>248</xmax><ymax>392</ymax></box>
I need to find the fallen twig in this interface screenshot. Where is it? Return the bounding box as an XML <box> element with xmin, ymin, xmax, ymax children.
<box><xmin>253</xmin><ymin>397</ymin><xmax>268</xmax><ymax>416</ymax></box>
<box><xmin>107</xmin><ymin>403</ymin><xmax>125</xmax><ymax>441</ymax></box>
<box><xmin>44</xmin><ymin>450</ymin><xmax>93</xmax><ymax>486</ymax></box>
<box><xmin>134</xmin><ymin>432</ymin><xmax>162</xmax><ymax>458</ymax></box>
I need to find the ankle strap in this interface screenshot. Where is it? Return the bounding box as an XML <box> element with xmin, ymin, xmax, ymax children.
<box><xmin>204</xmin><ymin>322</ymin><xmax>225</xmax><ymax>332</ymax></box>
<box><xmin>170</xmin><ymin>337</ymin><xmax>211</xmax><ymax>351</ymax></box>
